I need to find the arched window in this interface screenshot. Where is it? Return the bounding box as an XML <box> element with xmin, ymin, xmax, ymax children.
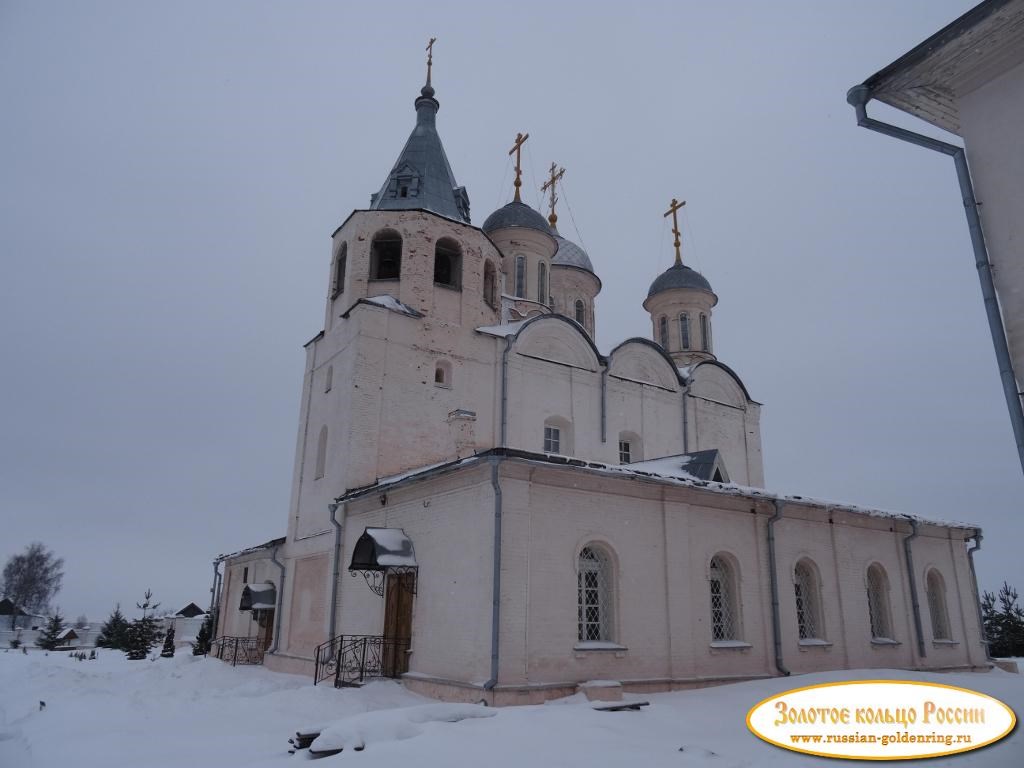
<box><xmin>537</xmin><ymin>262</ymin><xmax>547</xmax><ymax>304</ymax></box>
<box><xmin>370</xmin><ymin>229</ymin><xmax>402</xmax><ymax>280</ymax></box>
<box><xmin>483</xmin><ymin>260</ymin><xmax>497</xmax><ymax>309</ymax></box>
<box><xmin>679</xmin><ymin>313</ymin><xmax>690</xmax><ymax>350</ymax></box>
<box><xmin>434</xmin><ymin>360</ymin><xmax>452</xmax><ymax>388</ymax></box>
<box><xmin>659</xmin><ymin>316</ymin><xmax>668</xmax><ymax>348</ymax></box>
<box><xmin>866</xmin><ymin>563</ymin><xmax>893</xmax><ymax>640</ymax></box>
<box><xmin>434</xmin><ymin>238</ymin><xmax>462</xmax><ymax>289</ymax></box>
<box><xmin>314</xmin><ymin>425</ymin><xmax>328</xmax><ymax>480</ymax></box>
<box><xmin>926</xmin><ymin>569</ymin><xmax>952</xmax><ymax>640</ymax></box>
<box><xmin>709</xmin><ymin>554</ymin><xmax>739</xmax><ymax>641</ymax></box>
<box><xmin>578</xmin><ymin>545</ymin><xmax>614</xmax><ymax>642</ymax></box>
<box><xmin>331</xmin><ymin>242</ymin><xmax>347</xmax><ymax>298</ymax></box>
<box><xmin>543</xmin><ymin>417</ymin><xmax>572</xmax><ymax>455</ymax></box>
<box><xmin>514</xmin><ymin>255</ymin><xmax>526</xmax><ymax>298</ymax></box>
<box><xmin>574</xmin><ymin>299</ymin><xmax>585</xmax><ymax>326</ymax></box>
<box><xmin>794</xmin><ymin>559</ymin><xmax>823</xmax><ymax>640</ymax></box>
<box><xmin>700</xmin><ymin>313</ymin><xmax>710</xmax><ymax>351</ymax></box>
<box><xmin>324</xmin><ymin>365</ymin><xmax>333</xmax><ymax>393</ymax></box>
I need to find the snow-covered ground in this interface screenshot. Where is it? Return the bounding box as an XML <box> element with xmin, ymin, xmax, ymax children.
<box><xmin>1</xmin><ymin>650</ymin><xmax>1022</xmax><ymax>767</ymax></box>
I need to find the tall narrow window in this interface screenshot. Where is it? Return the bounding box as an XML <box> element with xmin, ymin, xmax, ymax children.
<box><xmin>242</xmin><ymin>566</ymin><xmax>248</xmax><ymax>584</ymax></box>
<box><xmin>679</xmin><ymin>313</ymin><xmax>690</xmax><ymax>350</ymax></box>
<box><xmin>314</xmin><ymin>425</ymin><xmax>328</xmax><ymax>480</ymax></box>
<box><xmin>618</xmin><ymin>440</ymin><xmax>631</xmax><ymax>464</ymax></box>
<box><xmin>434</xmin><ymin>360</ymin><xmax>451</xmax><ymax>388</ymax></box>
<box><xmin>483</xmin><ymin>260</ymin><xmax>497</xmax><ymax>308</ymax></box>
<box><xmin>543</xmin><ymin>425</ymin><xmax>560</xmax><ymax>454</ymax></box>
<box><xmin>370</xmin><ymin>230</ymin><xmax>402</xmax><ymax>280</ymax></box>
<box><xmin>794</xmin><ymin>559</ymin><xmax>822</xmax><ymax>640</ymax></box>
<box><xmin>578</xmin><ymin>545</ymin><xmax>613</xmax><ymax>642</ymax></box>
<box><xmin>700</xmin><ymin>313</ymin><xmax>710</xmax><ymax>351</ymax></box>
<box><xmin>575</xmin><ymin>299</ymin><xmax>585</xmax><ymax>326</ymax></box>
<box><xmin>926</xmin><ymin>569</ymin><xmax>952</xmax><ymax>640</ymax></box>
<box><xmin>324</xmin><ymin>365</ymin><xmax>333</xmax><ymax>393</ymax></box>
<box><xmin>331</xmin><ymin>243</ymin><xmax>347</xmax><ymax>298</ymax></box>
<box><xmin>434</xmin><ymin>238</ymin><xmax>462</xmax><ymax>289</ymax></box>
<box><xmin>659</xmin><ymin>316</ymin><xmax>668</xmax><ymax>348</ymax></box>
<box><xmin>866</xmin><ymin>564</ymin><xmax>893</xmax><ymax>640</ymax></box>
<box><xmin>709</xmin><ymin>554</ymin><xmax>739</xmax><ymax>641</ymax></box>
<box><xmin>537</xmin><ymin>262</ymin><xmax>547</xmax><ymax>304</ymax></box>
<box><xmin>514</xmin><ymin>256</ymin><xmax>526</xmax><ymax>298</ymax></box>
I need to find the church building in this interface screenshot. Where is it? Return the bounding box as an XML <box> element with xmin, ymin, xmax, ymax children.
<box><xmin>211</xmin><ymin>56</ymin><xmax>988</xmax><ymax>704</ymax></box>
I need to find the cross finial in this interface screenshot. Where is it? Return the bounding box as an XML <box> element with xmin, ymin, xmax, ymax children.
<box><xmin>541</xmin><ymin>162</ymin><xmax>565</xmax><ymax>227</ymax></box>
<box><xmin>425</xmin><ymin>37</ymin><xmax>437</xmax><ymax>86</ymax></box>
<box><xmin>508</xmin><ymin>132</ymin><xmax>529</xmax><ymax>202</ymax></box>
<box><xmin>664</xmin><ymin>198</ymin><xmax>686</xmax><ymax>265</ymax></box>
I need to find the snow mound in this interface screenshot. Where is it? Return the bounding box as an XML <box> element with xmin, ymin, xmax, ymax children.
<box><xmin>309</xmin><ymin>703</ymin><xmax>495</xmax><ymax>752</ymax></box>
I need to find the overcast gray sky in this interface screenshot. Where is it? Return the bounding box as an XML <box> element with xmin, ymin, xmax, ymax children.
<box><xmin>2</xmin><ymin>1</ymin><xmax>1021</xmax><ymax>624</ymax></box>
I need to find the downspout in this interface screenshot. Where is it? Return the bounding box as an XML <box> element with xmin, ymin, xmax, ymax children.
<box><xmin>847</xmin><ymin>86</ymin><xmax>1024</xmax><ymax>477</ymax></box>
<box><xmin>209</xmin><ymin>560</ymin><xmax>222</xmax><ymax>641</ymax></box>
<box><xmin>600</xmin><ymin>368</ymin><xmax>608</xmax><ymax>443</ymax></box>
<box><xmin>767</xmin><ymin>500</ymin><xmax>790</xmax><ymax>676</ymax></box>
<box><xmin>500</xmin><ymin>336</ymin><xmax>513</xmax><ymax>447</ymax></box>
<box><xmin>966</xmin><ymin>530</ymin><xmax>991</xmax><ymax>661</ymax></box>
<box><xmin>483</xmin><ymin>455</ymin><xmax>504</xmax><ymax>694</ymax></box>
<box><xmin>327</xmin><ymin>501</ymin><xmax>347</xmax><ymax>640</ymax></box>
<box><xmin>268</xmin><ymin>543</ymin><xmax>286</xmax><ymax>655</ymax></box>
<box><xmin>901</xmin><ymin>516</ymin><xmax>927</xmax><ymax>660</ymax></box>
<box><xmin>681</xmin><ymin>383</ymin><xmax>690</xmax><ymax>454</ymax></box>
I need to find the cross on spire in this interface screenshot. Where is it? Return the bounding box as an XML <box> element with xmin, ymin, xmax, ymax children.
<box><xmin>541</xmin><ymin>162</ymin><xmax>565</xmax><ymax>227</ymax></box>
<box><xmin>664</xmin><ymin>198</ymin><xmax>686</xmax><ymax>265</ymax></box>
<box><xmin>425</xmin><ymin>37</ymin><xmax>437</xmax><ymax>86</ymax></box>
<box><xmin>508</xmin><ymin>132</ymin><xmax>529</xmax><ymax>202</ymax></box>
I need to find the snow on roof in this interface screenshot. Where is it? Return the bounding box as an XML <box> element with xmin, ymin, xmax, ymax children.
<box><xmin>364</xmin><ymin>295</ymin><xmax>418</xmax><ymax>314</ymax></box>
<box><xmin>474</xmin><ymin>319</ymin><xmax>530</xmax><ymax>338</ymax></box>
<box><xmin>337</xmin><ymin>449</ymin><xmax>978</xmax><ymax>531</ymax></box>
<box><xmin>216</xmin><ymin>536</ymin><xmax>286</xmax><ymax>562</ymax></box>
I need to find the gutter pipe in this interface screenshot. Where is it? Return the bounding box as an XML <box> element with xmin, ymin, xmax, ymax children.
<box><xmin>328</xmin><ymin>501</ymin><xmax>347</xmax><ymax>640</ymax></box>
<box><xmin>847</xmin><ymin>86</ymin><xmax>1024</xmax><ymax>477</ymax></box>
<box><xmin>500</xmin><ymin>336</ymin><xmax>513</xmax><ymax>446</ymax></box>
<box><xmin>767</xmin><ymin>500</ymin><xmax>791</xmax><ymax>676</ymax></box>
<box><xmin>268</xmin><ymin>543</ymin><xmax>286</xmax><ymax>655</ymax></box>
<box><xmin>966</xmin><ymin>530</ymin><xmax>991</xmax><ymax>661</ymax></box>
<box><xmin>901</xmin><ymin>516</ymin><xmax>927</xmax><ymax>660</ymax></box>
<box><xmin>483</xmin><ymin>455</ymin><xmax>504</xmax><ymax>694</ymax></box>
<box><xmin>209</xmin><ymin>560</ymin><xmax>222</xmax><ymax>641</ymax></box>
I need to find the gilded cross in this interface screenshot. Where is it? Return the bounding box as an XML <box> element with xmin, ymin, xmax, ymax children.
<box><xmin>541</xmin><ymin>162</ymin><xmax>565</xmax><ymax>226</ymax></box>
<box><xmin>664</xmin><ymin>198</ymin><xmax>686</xmax><ymax>265</ymax></box>
<box><xmin>508</xmin><ymin>132</ymin><xmax>529</xmax><ymax>202</ymax></box>
<box><xmin>426</xmin><ymin>38</ymin><xmax>437</xmax><ymax>86</ymax></box>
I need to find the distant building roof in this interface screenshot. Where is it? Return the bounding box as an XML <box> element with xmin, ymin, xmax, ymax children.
<box><xmin>0</xmin><ymin>598</ymin><xmax>28</xmax><ymax>616</ymax></box>
<box><xmin>175</xmin><ymin>602</ymin><xmax>205</xmax><ymax>618</ymax></box>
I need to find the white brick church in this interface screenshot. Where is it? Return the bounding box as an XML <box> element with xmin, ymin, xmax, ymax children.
<box><xmin>210</xmin><ymin>66</ymin><xmax>988</xmax><ymax>704</ymax></box>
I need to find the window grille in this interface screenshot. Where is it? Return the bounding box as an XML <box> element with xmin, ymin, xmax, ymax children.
<box><xmin>618</xmin><ymin>440</ymin><xmax>631</xmax><ymax>464</ymax></box>
<box><xmin>709</xmin><ymin>555</ymin><xmax>737</xmax><ymax>641</ymax></box>
<box><xmin>515</xmin><ymin>256</ymin><xmax>526</xmax><ymax>298</ymax></box>
<box><xmin>926</xmin><ymin>570</ymin><xmax>952</xmax><ymax>640</ymax></box>
<box><xmin>866</xmin><ymin>564</ymin><xmax>892</xmax><ymax>639</ymax></box>
<box><xmin>578</xmin><ymin>546</ymin><xmax>612</xmax><ymax>642</ymax></box>
<box><xmin>679</xmin><ymin>313</ymin><xmax>690</xmax><ymax>350</ymax></box>
<box><xmin>794</xmin><ymin>560</ymin><xmax>820</xmax><ymax>640</ymax></box>
<box><xmin>543</xmin><ymin>426</ymin><xmax>560</xmax><ymax>454</ymax></box>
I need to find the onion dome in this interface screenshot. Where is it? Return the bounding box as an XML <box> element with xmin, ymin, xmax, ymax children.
<box><xmin>481</xmin><ymin>200</ymin><xmax>552</xmax><ymax>235</ymax></box>
<box><xmin>647</xmin><ymin>263</ymin><xmax>715</xmax><ymax>298</ymax></box>
<box><xmin>551</xmin><ymin>227</ymin><xmax>595</xmax><ymax>273</ymax></box>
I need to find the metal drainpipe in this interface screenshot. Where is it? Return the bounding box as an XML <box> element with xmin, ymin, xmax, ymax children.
<box><xmin>681</xmin><ymin>383</ymin><xmax>690</xmax><ymax>454</ymax></box>
<box><xmin>600</xmin><ymin>367</ymin><xmax>608</xmax><ymax>443</ymax></box>
<box><xmin>902</xmin><ymin>516</ymin><xmax>926</xmax><ymax>661</ymax></box>
<box><xmin>483</xmin><ymin>455</ymin><xmax>504</xmax><ymax>696</ymax></box>
<box><xmin>500</xmin><ymin>336</ymin><xmax>513</xmax><ymax>446</ymax></box>
<box><xmin>767</xmin><ymin>500</ymin><xmax>791</xmax><ymax>676</ymax></box>
<box><xmin>268</xmin><ymin>543</ymin><xmax>286</xmax><ymax>655</ymax></box>
<box><xmin>847</xmin><ymin>86</ymin><xmax>1024</xmax><ymax>477</ymax></box>
<box><xmin>966</xmin><ymin>530</ymin><xmax>991</xmax><ymax>661</ymax></box>
<box><xmin>327</xmin><ymin>501</ymin><xmax>347</xmax><ymax>641</ymax></box>
<box><xmin>209</xmin><ymin>560</ymin><xmax>222</xmax><ymax>641</ymax></box>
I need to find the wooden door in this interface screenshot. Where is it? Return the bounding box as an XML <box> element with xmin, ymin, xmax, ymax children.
<box><xmin>257</xmin><ymin>609</ymin><xmax>274</xmax><ymax>651</ymax></box>
<box><xmin>382</xmin><ymin>573</ymin><xmax>414</xmax><ymax>676</ymax></box>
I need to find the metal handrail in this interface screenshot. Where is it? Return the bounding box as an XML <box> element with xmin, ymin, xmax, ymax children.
<box><xmin>314</xmin><ymin>634</ymin><xmax>410</xmax><ymax>687</ymax></box>
<box><xmin>211</xmin><ymin>635</ymin><xmax>269</xmax><ymax>666</ymax></box>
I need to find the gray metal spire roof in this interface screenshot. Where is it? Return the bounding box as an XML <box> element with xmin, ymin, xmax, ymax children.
<box><xmin>647</xmin><ymin>263</ymin><xmax>715</xmax><ymax>298</ymax></box>
<box><xmin>369</xmin><ymin>83</ymin><xmax>471</xmax><ymax>224</ymax></box>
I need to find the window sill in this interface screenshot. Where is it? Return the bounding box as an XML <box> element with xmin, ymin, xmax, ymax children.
<box><xmin>709</xmin><ymin>640</ymin><xmax>752</xmax><ymax>650</ymax></box>
<box><xmin>574</xmin><ymin>641</ymin><xmax>627</xmax><ymax>652</ymax></box>
<box><xmin>368</xmin><ymin>277</ymin><xmax>400</xmax><ymax>283</ymax></box>
<box><xmin>932</xmin><ymin>639</ymin><xmax>959</xmax><ymax>648</ymax></box>
<box><xmin>870</xmin><ymin>638</ymin><xmax>901</xmax><ymax>646</ymax></box>
<box><xmin>798</xmin><ymin>639</ymin><xmax>833</xmax><ymax>649</ymax></box>
<box><xmin>434</xmin><ymin>283</ymin><xmax>462</xmax><ymax>292</ymax></box>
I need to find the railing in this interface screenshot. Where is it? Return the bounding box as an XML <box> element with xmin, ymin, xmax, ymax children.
<box><xmin>211</xmin><ymin>635</ymin><xmax>269</xmax><ymax>666</ymax></box>
<box><xmin>313</xmin><ymin>634</ymin><xmax>410</xmax><ymax>687</ymax></box>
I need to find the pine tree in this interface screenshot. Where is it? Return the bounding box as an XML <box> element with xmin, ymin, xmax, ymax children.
<box><xmin>160</xmin><ymin>624</ymin><xmax>175</xmax><ymax>658</ymax></box>
<box><xmin>96</xmin><ymin>604</ymin><xmax>129</xmax><ymax>650</ymax></box>
<box><xmin>192</xmin><ymin>614</ymin><xmax>212</xmax><ymax>656</ymax></box>
<box><xmin>982</xmin><ymin>582</ymin><xmax>1024</xmax><ymax>658</ymax></box>
<box><xmin>35</xmin><ymin>610</ymin><xmax>65</xmax><ymax>650</ymax></box>
<box><xmin>124</xmin><ymin>589</ymin><xmax>161</xmax><ymax>661</ymax></box>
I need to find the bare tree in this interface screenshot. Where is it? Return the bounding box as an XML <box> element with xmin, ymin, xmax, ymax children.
<box><xmin>74</xmin><ymin>614</ymin><xmax>89</xmax><ymax>629</ymax></box>
<box><xmin>2</xmin><ymin>543</ymin><xmax>64</xmax><ymax>629</ymax></box>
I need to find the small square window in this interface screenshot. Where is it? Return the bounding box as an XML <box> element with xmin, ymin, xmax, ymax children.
<box><xmin>544</xmin><ymin>426</ymin><xmax>560</xmax><ymax>454</ymax></box>
<box><xmin>618</xmin><ymin>440</ymin><xmax>631</xmax><ymax>464</ymax></box>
